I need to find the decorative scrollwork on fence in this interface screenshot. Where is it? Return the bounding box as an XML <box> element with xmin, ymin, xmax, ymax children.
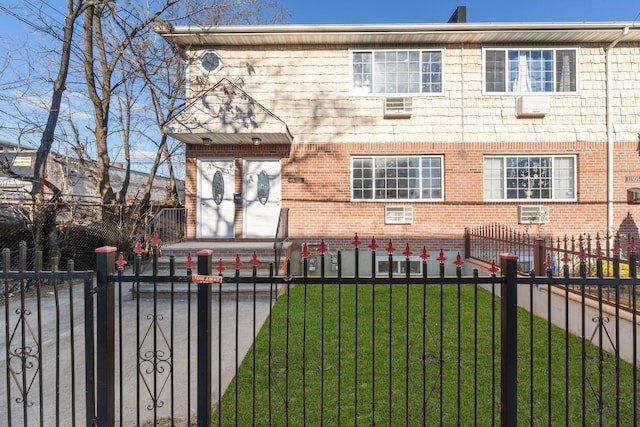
<box><xmin>585</xmin><ymin>315</ymin><xmax>617</xmax><ymax>422</ymax></box>
<box><xmin>7</xmin><ymin>307</ymin><xmax>40</xmax><ymax>407</ymax></box>
<box><xmin>138</xmin><ymin>312</ymin><xmax>173</xmax><ymax>412</ymax></box>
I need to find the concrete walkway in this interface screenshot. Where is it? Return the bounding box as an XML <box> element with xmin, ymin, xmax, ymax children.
<box><xmin>0</xmin><ymin>282</ymin><xmax>273</xmax><ymax>426</ymax></box>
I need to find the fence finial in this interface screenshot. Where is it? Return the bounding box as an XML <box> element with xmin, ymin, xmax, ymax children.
<box><xmin>301</xmin><ymin>243</ymin><xmax>310</xmax><ymax>258</ymax></box>
<box><xmin>133</xmin><ymin>242</ymin><xmax>144</xmax><ymax>257</ymax></box>
<box><xmin>251</xmin><ymin>251</ymin><xmax>260</xmax><ymax>266</ymax></box>
<box><xmin>544</xmin><ymin>254</ymin><xmax>554</xmax><ymax>271</ymax></box>
<box><xmin>369</xmin><ymin>236</ymin><xmax>378</xmax><ymax>251</ymax></box>
<box><xmin>352</xmin><ymin>233</ymin><xmax>361</xmax><ymax>247</ymax></box>
<box><xmin>116</xmin><ymin>253</ymin><xmax>127</xmax><ymax>270</ymax></box>
<box><xmin>185</xmin><ymin>253</ymin><xmax>194</xmax><ymax>269</ymax></box>
<box><xmin>386</xmin><ymin>240</ymin><xmax>395</xmax><ymax>254</ymax></box>
<box><xmin>151</xmin><ymin>231</ymin><xmax>162</xmax><ymax>247</ymax></box>
<box><xmin>403</xmin><ymin>244</ymin><xmax>412</xmax><ymax>258</ymax></box>
<box><xmin>489</xmin><ymin>260</ymin><xmax>499</xmax><ymax>275</ymax></box>
<box><xmin>454</xmin><ymin>252</ymin><xmax>464</xmax><ymax>267</ymax></box>
<box><xmin>595</xmin><ymin>241</ymin><xmax>603</xmax><ymax>258</ymax></box>
<box><xmin>216</xmin><ymin>258</ymin><xmax>226</xmax><ymax>274</ymax></box>
<box><xmin>234</xmin><ymin>255</ymin><xmax>243</xmax><ymax>270</ymax></box>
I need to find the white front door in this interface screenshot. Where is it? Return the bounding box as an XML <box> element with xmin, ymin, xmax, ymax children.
<box><xmin>243</xmin><ymin>158</ymin><xmax>281</xmax><ymax>238</ymax></box>
<box><xmin>197</xmin><ymin>159</ymin><xmax>235</xmax><ymax>238</ymax></box>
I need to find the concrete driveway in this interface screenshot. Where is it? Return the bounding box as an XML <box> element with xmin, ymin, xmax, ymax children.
<box><xmin>0</xmin><ymin>282</ymin><xmax>273</xmax><ymax>426</ymax></box>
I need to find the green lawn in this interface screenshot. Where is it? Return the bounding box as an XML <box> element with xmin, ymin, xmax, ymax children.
<box><xmin>215</xmin><ymin>283</ymin><xmax>636</xmax><ymax>426</ymax></box>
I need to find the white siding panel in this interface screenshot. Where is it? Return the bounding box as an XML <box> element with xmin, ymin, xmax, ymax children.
<box><xmin>182</xmin><ymin>43</ymin><xmax>640</xmax><ymax>144</ymax></box>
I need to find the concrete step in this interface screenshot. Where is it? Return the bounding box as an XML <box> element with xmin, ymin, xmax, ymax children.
<box><xmin>159</xmin><ymin>240</ymin><xmax>290</xmax><ymax>257</ymax></box>
<box><xmin>129</xmin><ymin>281</ymin><xmax>285</xmax><ymax>300</ymax></box>
<box><xmin>127</xmin><ymin>240</ymin><xmax>293</xmax><ymax>299</ymax></box>
<box><xmin>153</xmin><ymin>240</ymin><xmax>291</xmax><ymax>273</ymax></box>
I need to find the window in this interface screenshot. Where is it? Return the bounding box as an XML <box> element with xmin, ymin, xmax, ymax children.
<box><xmin>484</xmin><ymin>48</ymin><xmax>577</xmax><ymax>94</ymax></box>
<box><xmin>352</xmin><ymin>156</ymin><xmax>443</xmax><ymax>201</ymax></box>
<box><xmin>200</xmin><ymin>51</ymin><xmax>222</xmax><ymax>73</ymax></box>
<box><xmin>376</xmin><ymin>256</ymin><xmax>423</xmax><ymax>275</ymax></box>
<box><xmin>351</xmin><ymin>49</ymin><xmax>443</xmax><ymax>95</ymax></box>
<box><xmin>484</xmin><ymin>155</ymin><xmax>576</xmax><ymax>201</ymax></box>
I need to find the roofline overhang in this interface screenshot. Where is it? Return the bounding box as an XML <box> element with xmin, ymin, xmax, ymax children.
<box><xmin>156</xmin><ymin>22</ymin><xmax>640</xmax><ymax>48</ymax></box>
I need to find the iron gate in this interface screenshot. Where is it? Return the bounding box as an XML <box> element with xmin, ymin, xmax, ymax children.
<box><xmin>3</xmin><ymin>234</ymin><xmax>640</xmax><ymax>426</ymax></box>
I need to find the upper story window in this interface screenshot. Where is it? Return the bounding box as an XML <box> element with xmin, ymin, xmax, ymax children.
<box><xmin>484</xmin><ymin>48</ymin><xmax>577</xmax><ymax>94</ymax></box>
<box><xmin>351</xmin><ymin>49</ymin><xmax>444</xmax><ymax>95</ymax></box>
<box><xmin>200</xmin><ymin>51</ymin><xmax>222</xmax><ymax>73</ymax></box>
<box><xmin>484</xmin><ymin>155</ymin><xmax>576</xmax><ymax>201</ymax></box>
<box><xmin>352</xmin><ymin>156</ymin><xmax>443</xmax><ymax>201</ymax></box>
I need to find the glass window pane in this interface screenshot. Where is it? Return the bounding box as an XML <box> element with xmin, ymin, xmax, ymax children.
<box><xmin>352</xmin><ymin>52</ymin><xmax>372</xmax><ymax>93</ymax></box>
<box><xmin>556</xmin><ymin>50</ymin><xmax>576</xmax><ymax>92</ymax></box>
<box><xmin>553</xmin><ymin>157</ymin><xmax>575</xmax><ymax>199</ymax></box>
<box><xmin>485</xmin><ymin>50</ymin><xmax>505</xmax><ymax>92</ymax></box>
<box><xmin>352</xmin><ymin>158</ymin><xmax>373</xmax><ymax>199</ymax></box>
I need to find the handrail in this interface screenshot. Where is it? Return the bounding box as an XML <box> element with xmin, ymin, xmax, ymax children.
<box><xmin>132</xmin><ymin>206</ymin><xmax>187</xmax><ymax>250</ymax></box>
<box><xmin>273</xmin><ymin>207</ymin><xmax>289</xmax><ymax>274</ymax></box>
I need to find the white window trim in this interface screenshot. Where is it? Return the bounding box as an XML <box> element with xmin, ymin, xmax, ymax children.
<box><xmin>375</xmin><ymin>255</ymin><xmax>424</xmax><ymax>276</ymax></box>
<box><xmin>349</xmin><ymin>48</ymin><xmax>446</xmax><ymax>97</ymax></box>
<box><xmin>199</xmin><ymin>50</ymin><xmax>223</xmax><ymax>74</ymax></box>
<box><xmin>481</xmin><ymin>47</ymin><xmax>580</xmax><ymax>96</ymax></box>
<box><xmin>483</xmin><ymin>154</ymin><xmax>577</xmax><ymax>202</ymax></box>
<box><xmin>351</xmin><ymin>155</ymin><xmax>445</xmax><ymax>202</ymax></box>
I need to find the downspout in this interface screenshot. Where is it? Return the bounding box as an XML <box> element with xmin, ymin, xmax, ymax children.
<box><xmin>605</xmin><ymin>27</ymin><xmax>629</xmax><ymax>238</ymax></box>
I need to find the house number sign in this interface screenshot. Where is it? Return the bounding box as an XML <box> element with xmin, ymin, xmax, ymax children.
<box><xmin>212</xmin><ymin>170</ymin><xmax>224</xmax><ymax>205</ymax></box>
<box><xmin>257</xmin><ymin>170</ymin><xmax>269</xmax><ymax>205</ymax></box>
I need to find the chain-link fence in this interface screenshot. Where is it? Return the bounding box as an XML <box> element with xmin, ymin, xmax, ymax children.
<box><xmin>0</xmin><ymin>199</ymin><xmax>173</xmax><ymax>271</ymax></box>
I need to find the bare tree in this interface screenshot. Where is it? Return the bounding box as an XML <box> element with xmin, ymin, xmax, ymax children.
<box><xmin>81</xmin><ymin>1</ymin><xmax>179</xmax><ymax>213</ymax></box>
<box><xmin>0</xmin><ymin>0</ymin><xmax>288</xmax><ymax>258</ymax></box>
<box><xmin>75</xmin><ymin>0</ymin><xmax>288</xmax><ymax>244</ymax></box>
<box><xmin>32</xmin><ymin>0</ymin><xmax>103</xmax><ymax>260</ymax></box>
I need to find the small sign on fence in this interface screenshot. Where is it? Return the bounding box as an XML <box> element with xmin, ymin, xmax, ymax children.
<box><xmin>192</xmin><ymin>274</ymin><xmax>223</xmax><ymax>284</ymax></box>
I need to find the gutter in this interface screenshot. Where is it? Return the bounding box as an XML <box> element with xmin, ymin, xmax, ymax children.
<box><xmin>605</xmin><ymin>27</ymin><xmax>629</xmax><ymax>238</ymax></box>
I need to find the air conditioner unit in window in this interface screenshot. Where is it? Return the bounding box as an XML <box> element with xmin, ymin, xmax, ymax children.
<box><xmin>383</xmin><ymin>97</ymin><xmax>412</xmax><ymax>118</ymax></box>
<box><xmin>518</xmin><ymin>205</ymin><xmax>550</xmax><ymax>224</ymax></box>
<box><xmin>516</xmin><ymin>96</ymin><xmax>550</xmax><ymax>118</ymax></box>
<box><xmin>385</xmin><ymin>206</ymin><xmax>413</xmax><ymax>224</ymax></box>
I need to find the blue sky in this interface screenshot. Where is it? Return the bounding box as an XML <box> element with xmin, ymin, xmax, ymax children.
<box><xmin>1</xmin><ymin>0</ymin><xmax>639</xmax><ymax>36</ymax></box>
<box><xmin>278</xmin><ymin>0</ymin><xmax>640</xmax><ymax>24</ymax></box>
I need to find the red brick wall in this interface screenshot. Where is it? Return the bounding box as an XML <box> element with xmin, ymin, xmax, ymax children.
<box><xmin>185</xmin><ymin>140</ymin><xmax>640</xmax><ymax>249</ymax></box>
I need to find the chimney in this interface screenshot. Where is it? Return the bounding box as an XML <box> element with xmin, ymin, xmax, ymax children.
<box><xmin>448</xmin><ymin>6</ymin><xmax>467</xmax><ymax>23</ymax></box>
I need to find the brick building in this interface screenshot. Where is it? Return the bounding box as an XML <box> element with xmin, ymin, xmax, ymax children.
<box><xmin>157</xmin><ymin>16</ymin><xmax>640</xmax><ymax>264</ymax></box>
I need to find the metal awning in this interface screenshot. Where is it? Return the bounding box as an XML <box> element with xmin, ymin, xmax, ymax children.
<box><xmin>163</xmin><ymin>79</ymin><xmax>293</xmax><ymax>145</ymax></box>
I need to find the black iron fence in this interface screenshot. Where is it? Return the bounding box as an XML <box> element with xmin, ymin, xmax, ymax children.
<box><xmin>466</xmin><ymin>224</ymin><xmax>640</xmax><ymax>311</ymax></box>
<box><xmin>3</xmin><ymin>234</ymin><xmax>640</xmax><ymax>426</ymax></box>
<box><xmin>1</xmin><ymin>242</ymin><xmax>93</xmax><ymax>426</ymax></box>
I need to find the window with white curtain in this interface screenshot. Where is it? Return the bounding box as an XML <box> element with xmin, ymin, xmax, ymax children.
<box><xmin>484</xmin><ymin>155</ymin><xmax>576</xmax><ymax>201</ymax></box>
<box><xmin>351</xmin><ymin>49</ymin><xmax>444</xmax><ymax>95</ymax></box>
<box><xmin>483</xmin><ymin>48</ymin><xmax>577</xmax><ymax>94</ymax></box>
